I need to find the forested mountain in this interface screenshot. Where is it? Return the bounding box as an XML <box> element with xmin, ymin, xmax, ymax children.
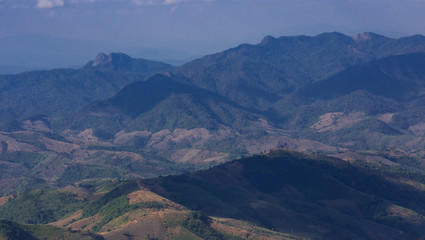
<box><xmin>0</xmin><ymin>53</ymin><xmax>173</xmax><ymax>122</ymax></box>
<box><xmin>52</xmin><ymin>74</ymin><xmax>262</xmax><ymax>134</ymax></box>
<box><xmin>298</xmin><ymin>52</ymin><xmax>425</xmax><ymax>101</ymax></box>
<box><xmin>2</xmin><ymin>33</ymin><xmax>425</xmax><ymax>192</ymax></box>
<box><xmin>174</xmin><ymin>32</ymin><xmax>425</xmax><ymax>109</ymax></box>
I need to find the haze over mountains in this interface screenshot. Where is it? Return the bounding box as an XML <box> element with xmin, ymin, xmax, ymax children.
<box><xmin>2</xmin><ymin>32</ymin><xmax>425</xmax><ymax>239</ymax></box>
<box><xmin>0</xmin><ymin>34</ymin><xmax>195</xmax><ymax>73</ymax></box>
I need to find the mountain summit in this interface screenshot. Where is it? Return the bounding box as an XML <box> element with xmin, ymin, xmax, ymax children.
<box><xmin>84</xmin><ymin>52</ymin><xmax>173</xmax><ymax>73</ymax></box>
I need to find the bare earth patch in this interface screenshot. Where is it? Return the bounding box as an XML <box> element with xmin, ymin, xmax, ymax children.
<box><xmin>0</xmin><ymin>195</ymin><xmax>12</xmax><ymax>207</ymax></box>
<box><xmin>211</xmin><ymin>217</ymin><xmax>293</xmax><ymax>240</ymax></box>
<box><xmin>62</xmin><ymin>129</ymin><xmax>115</xmax><ymax>147</ymax></box>
<box><xmin>311</xmin><ymin>112</ymin><xmax>366</xmax><ymax>132</ymax></box>
<box><xmin>408</xmin><ymin>122</ymin><xmax>425</xmax><ymax>136</ymax></box>
<box><xmin>331</xmin><ymin>152</ymin><xmax>399</xmax><ymax>166</ymax></box>
<box><xmin>101</xmin><ymin>212</ymin><xmax>168</xmax><ymax>240</ymax></box>
<box><xmin>387</xmin><ymin>205</ymin><xmax>425</xmax><ymax>226</ymax></box>
<box><xmin>113</xmin><ymin>130</ymin><xmax>151</xmax><ymax>145</ymax></box>
<box><xmin>147</xmin><ymin>128</ymin><xmax>232</xmax><ymax>151</ymax></box>
<box><xmin>40</xmin><ymin>137</ymin><xmax>80</xmax><ymax>153</ymax></box>
<box><xmin>49</xmin><ymin>210</ymin><xmax>83</xmax><ymax>228</ymax></box>
<box><xmin>127</xmin><ymin>190</ymin><xmax>184</xmax><ymax>210</ymax></box>
<box><xmin>239</xmin><ymin>135</ymin><xmax>337</xmax><ymax>155</ymax></box>
<box><xmin>377</xmin><ymin>113</ymin><xmax>396</xmax><ymax>123</ymax></box>
<box><xmin>0</xmin><ymin>133</ymin><xmax>40</xmax><ymax>152</ymax></box>
<box><xmin>170</xmin><ymin>148</ymin><xmax>228</xmax><ymax>163</ymax></box>
<box><xmin>67</xmin><ymin>215</ymin><xmax>100</xmax><ymax>231</ymax></box>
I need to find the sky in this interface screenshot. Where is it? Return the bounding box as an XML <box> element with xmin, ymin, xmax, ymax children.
<box><xmin>1</xmin><ymin>0</ymin><xmax>425</xmax><ymax>67</ymax></box>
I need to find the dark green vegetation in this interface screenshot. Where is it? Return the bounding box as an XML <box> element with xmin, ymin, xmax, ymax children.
<box><xmin>0</xmin><ymin>219</ymin><xmax>104</xmax><ymax>240</ymax></box>
<box><xmin>174</xmin><ymin>32</ymin><xmax>425</xmax><ymax>109</ymax></box>
<box><xmin>52</xmin><ymin>74</ymin><xmax>262</xmax><ymax>134</ymax></box>
<box><xmin>143</xmin><ymin>150</ymin><xmax>425</xmax><ymax>240</ymax></box>
<box><xmin>57</xmin><ymin>165</ymin><xmax>126</xmax><ymax>187</ymax></box>
<box><xmin>0</xmin><ymin>180</ymin><xmax>261</xmax><ymax>240</ymax></box>
<box><xmin>298</xmin><ymin>52</ymin><xmax>425</xmax><ymax>101</ymax></box>
<box><xmin>0</xmin><ymin>53</ymin><xmax>172</xmax><ymax>123</ymax></box>
<box><xmin>0</xmin><ymin>189</ymin><xmax>83</xmax><ymax>224</ymax></box>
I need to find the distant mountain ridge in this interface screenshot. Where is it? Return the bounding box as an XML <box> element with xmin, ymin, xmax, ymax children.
<box><xmin>174</xmin><ymin>32</ymin><xmax>425</xmax><ymax>109</ymax></box>
<box><xmin>0</xmin><ymin>53</ymin><xmax>172</xmax><ymax>123</ymax></box>
<box><xmin>3</xmin><ymin>32</ymin><xmax>425</xmax><ymax>201</ymax></box>
<box><xmin>298</xmin><ymin>52</ymin><xmax>425</xmax><ymax>101</ymax></box>
<box><xmin>84</xmin><ymin>52</ymin><xmax>173</xmax><ymax>73</ymax></box>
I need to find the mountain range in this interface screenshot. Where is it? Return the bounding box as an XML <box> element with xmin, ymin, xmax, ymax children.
<box><xmin>1</xmin><ymin>32</ymin><xmax>425</xmax><ymax>180</ymax></box>
<box><xmin>1</xmin><ymin>32</ymin><xmax>425</xmax><ymax>239</ymax></box>
<box><xmin>173</xmin><ymin>32</ymin><xmax>425</xmax><ymax>109</ymax></box>
<box><xmin>0</xmin><ymin>34</ymin><xmax>195</xmax><ymax>72</ymax></box>
<box><xmin>0</xmin><ymin>53</ymin><xmax>172</xmax><ymax>123</ymax></box>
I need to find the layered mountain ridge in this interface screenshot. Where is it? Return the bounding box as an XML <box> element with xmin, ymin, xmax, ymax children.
<box><xmin>2</xmin><ymin>32</ymin><xmax>425</xmax><ymax>239</ymax></box>
<box><xmin>1</xmin><ymin>32</ymin><xmax>425</xmax><ymax>184</ymax></box>
<box><xmin>174</xmin><ymin>32</ymin><xmax>425</xmax><ymax>109</ymax></box>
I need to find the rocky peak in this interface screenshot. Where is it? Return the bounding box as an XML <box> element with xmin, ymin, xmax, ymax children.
<box><xmin>353</xmin><ymin>32</ymin><xmax>390</xmax><ymax>42</ymax></box>
<box><xmin>92</xmin><ymin>53</ymin><xmax>109</xmax><ymax>67</ymax></box>
<box><xmin>259</xmin><ymin>35</ymin><xmax>277</xmax><ymax>46</ymax></box>
<box><xmin>83</xmin><ymin>52</ymin><xmax>172</xmax><ymax>73</ymax></box>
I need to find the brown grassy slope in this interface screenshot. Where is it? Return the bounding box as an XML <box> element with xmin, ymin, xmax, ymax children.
<box><xmin>141</xmin><ymin>150</ymin><xmax>425</xmax><ymax>240</ymax></box>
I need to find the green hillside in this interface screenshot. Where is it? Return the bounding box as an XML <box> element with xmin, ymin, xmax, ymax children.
<box><xmin>2</xmin><ymin>150</ymin><xmax>425</xmax><ymax>239</ymax></box>
<box><xmin>52</xmin><ymin>74</ymin><xmax>263</xmax><ymax>134</ymax></box>
<box><xmin>0</xmin><ymin>53</ymin><xmax>172</xmax><ymax>123</ymax></box>
<box><xmin>175</xmin><ymin>32</ymin><xmax>425</xmax><ymax>109</ymax></box>
<box><xmin>298</xmin><ymin>52</ymin><xmax>425</xmax><ymax>101</ymax></box>
<box><xmin>0</xmin><ymin>219</ymin><xmax>103</xmax><ymax>240</ymax></box>
<box><xmin>143</xmin><ymin>150</ymin><xmax>425</xmax><ymax>240</ymax></box>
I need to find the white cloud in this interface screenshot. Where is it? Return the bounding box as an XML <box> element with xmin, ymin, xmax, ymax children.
<box><xmin>37</xmin><ymin>0</ymin><xmax>64</xmax><ymax>8</ymax></box>
<box><xmin>132</xmin><ymin>0</ymin><xmax>213</xmax><ymax>6</ymax></box>
<box><xmin>69</xmin><ymin>0</ymin><xmax>97</xmax><ymax>3</ymax></box>
<box><xmin>35</xmin><ymin>0</ymin><xmax>96</xmax><ymax>8</ymax></box>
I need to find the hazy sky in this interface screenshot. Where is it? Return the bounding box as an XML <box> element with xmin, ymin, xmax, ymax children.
<box><xmin>1</xmin><ymin>0</ymin><xmax>425</xmax><ymax>63</ymax></box>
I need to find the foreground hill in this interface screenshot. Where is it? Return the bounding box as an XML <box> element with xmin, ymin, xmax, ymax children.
<box><xmin>142</xmin><ymin>150</ymin><xmax>425</xmax><ymax>240</ymax></box>
<box><xmin>0</xmin><ymin>219</ymin><xmax>103</xmax><ymax>240</ymax></box>
<box><xmin>0</xmin><ymin>53</ymin><xmax>172</xmax><ymax>123</ymax></box>
<box><xmin>1</xmin><ymin>150</ymin><xmax>425</xmax><ymax>239</ymax></box>
<box><xmin>0</xmin><ymin>182</ymin><xmax>297</xmax><ymax>239</ymax></box>
<box><xmin>175</xmin><ymin>32</ymin><xmax>425</xmax><ymax>109</ymax></box>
